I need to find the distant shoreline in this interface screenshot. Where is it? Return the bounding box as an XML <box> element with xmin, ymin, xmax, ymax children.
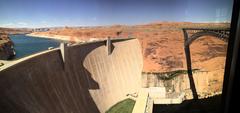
<box><xmin>26</xmin><ymin>33</ymin><xmax>72</xmax><ymax>42</ymax></box>
<box><xmin>26</xmin><ymin>33</ymin><xmax>104</xmax><ymax>43</ymax></box>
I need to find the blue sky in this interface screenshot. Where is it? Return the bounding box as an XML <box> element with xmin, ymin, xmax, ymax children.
<box><xmin>0</xmin><ymin>0</ymin><xmax>233</xmax><ymax>28</ymax></box>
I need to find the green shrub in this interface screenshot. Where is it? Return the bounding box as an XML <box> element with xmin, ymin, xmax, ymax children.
<box><xmin>106</xmin><ymin>98</ymin><xmax>135</xmax><ymax>113</ymax></box>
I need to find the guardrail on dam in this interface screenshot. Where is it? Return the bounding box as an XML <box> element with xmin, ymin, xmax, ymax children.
<box><xmin>0</xmin><ymin>38</ymin><xmax>143</xmax><ymax>113</ymax></box>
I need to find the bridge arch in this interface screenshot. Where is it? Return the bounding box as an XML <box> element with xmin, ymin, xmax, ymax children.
<box><xmin>185</xmin><ymin>31</ymin><xmax>228</xmax><ymax>46</ymax></box>
<box><xmin>182</xmin><ymin>27</ymin><xmax>230</xmax><ymax>100</ymax></box>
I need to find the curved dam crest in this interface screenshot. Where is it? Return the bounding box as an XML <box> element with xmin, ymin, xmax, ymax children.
<box><xmin>0</xmin><ymin>38</ymin><xmax>143</xmax><ymax>113</ymax></box>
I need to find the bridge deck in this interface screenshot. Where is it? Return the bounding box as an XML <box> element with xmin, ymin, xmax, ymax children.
<box><xmin>182</xmin><ymin>27</ymin><xmax>230</xmax><ymax>31</ymax></box>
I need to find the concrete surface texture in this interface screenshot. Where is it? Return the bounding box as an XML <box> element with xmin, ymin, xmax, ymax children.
<box><xmin>142</xmin><ymin>70</ymin><xmax>224</xmax><ymax>100</ymax></box>
<box><xmin>0</xmin><ymin>38</ymin><xmax>143</xmax><ymax>113</ymax></box>
<box><xmin>132</xmin><ymin>89</ymin><xmax>149</xmax><ymax>113</ymax></box>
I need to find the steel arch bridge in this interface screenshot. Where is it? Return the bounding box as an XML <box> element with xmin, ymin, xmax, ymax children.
<box><xmin>183</xmin><ymin>28</ymin><xmax>230</xmax><ymax>46</ymax></box>
<box><xmin>182</xmin><ymin>27</ymin><xmax>230</xmax><ymax>100</ymax></box>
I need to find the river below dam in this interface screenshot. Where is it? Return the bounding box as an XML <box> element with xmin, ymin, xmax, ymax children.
<box><xmin>10</xmin><ymin>34</ymin><xmax>62</xmax><ymax>59</ymax></box>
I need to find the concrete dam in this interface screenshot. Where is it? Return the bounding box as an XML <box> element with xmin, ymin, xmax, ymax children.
<box><xmin>0</xmin><ymin>38</ymin><xmax>143</xmax><ymax>113</ymax></box>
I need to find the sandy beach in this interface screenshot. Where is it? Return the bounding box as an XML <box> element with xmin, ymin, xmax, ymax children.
<box><xmin>26</xmin><ymin>33</ymin><xmax>76</xmax><ymax>42</ymax></box>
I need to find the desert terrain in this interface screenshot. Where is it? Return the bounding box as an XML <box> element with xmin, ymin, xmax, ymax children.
<box><xmin>29</xmin><ymin>22</ymin><xmax>229</xmax><ymax>73</ymax></box>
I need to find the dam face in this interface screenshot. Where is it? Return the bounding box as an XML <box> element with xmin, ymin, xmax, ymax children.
<box><xmin>0</xmin><ymin>38</ymin><xmax>143</xmax><ymax>113</ymax></box>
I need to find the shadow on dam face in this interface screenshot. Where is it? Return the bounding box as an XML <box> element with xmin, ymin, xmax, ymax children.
<box><xmin>0</xmin><ymin>38</ymin><xmax>143</xmax><ymax>113</ymax></box>
<box><xmin>0</xmin><ymin>40</ymin><xmax>101</xmax><ymax>113</ymax></box>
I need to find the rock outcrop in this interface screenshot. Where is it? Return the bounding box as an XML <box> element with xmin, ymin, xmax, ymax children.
<box><xmin>0</xmin><ymin>33</ymin><xmax>15</xmax><ymax>60</ymax></box>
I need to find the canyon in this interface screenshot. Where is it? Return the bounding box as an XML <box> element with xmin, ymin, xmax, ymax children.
<box><xmin>0</xmin><ymin>22</ymin><xmax>229</xmax><ymax>113</ymax></box>
<box><xmin>28</xmin><ymin>22</ymin><xmax>229</xmax><ymax>72</ymax></box>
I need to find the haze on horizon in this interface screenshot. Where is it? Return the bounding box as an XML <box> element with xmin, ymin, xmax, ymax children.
<box><xmin>0</xmin><ymin>0</ymin><xmax>233</xmax><ymax>28</ymax></box>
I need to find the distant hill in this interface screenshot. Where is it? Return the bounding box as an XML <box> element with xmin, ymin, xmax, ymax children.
<box><xmin>0</xmin><ymin>27</ymin><xmax>33</xmax><ymax>34</ymax></box>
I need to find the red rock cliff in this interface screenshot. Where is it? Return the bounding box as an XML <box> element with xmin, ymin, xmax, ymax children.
<box><xmin>0</xmin><ymin>33</ymin><xmax>15</xmax><ymax>60</ymax></box>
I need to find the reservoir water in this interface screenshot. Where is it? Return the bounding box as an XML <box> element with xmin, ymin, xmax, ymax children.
<box><xmin>10</xmin><ymin>34</ymin><xmax>62</xmax><ymax>59</ymax></box>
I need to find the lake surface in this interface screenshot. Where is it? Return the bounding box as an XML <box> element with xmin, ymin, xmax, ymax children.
<box><xmin>10</xmin><ymin>34</ymin><xmax>62</xmax><ymax>59</ymax></box>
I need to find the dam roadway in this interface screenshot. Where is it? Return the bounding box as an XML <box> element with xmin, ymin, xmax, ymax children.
<box><xmin>0</xmin><ymin>38</ymin><xmax>143</xmax><ymax>113</ymax></box>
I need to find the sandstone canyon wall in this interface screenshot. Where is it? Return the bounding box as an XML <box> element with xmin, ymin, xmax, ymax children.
<box><xmin>0</xmin><ymin>33</ymin><xmax>15</xmax><ymax>60</ymax></box>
